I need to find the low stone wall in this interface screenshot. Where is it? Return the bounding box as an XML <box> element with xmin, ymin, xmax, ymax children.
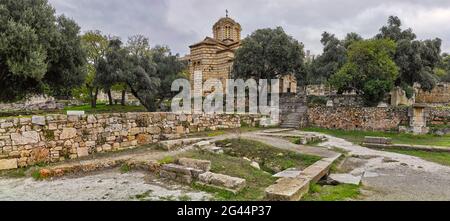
<box><xmin>428</xmin><ymin>109</ymin><xmax>450</xmax><ymax>126</ymax></box>
<box><xmin>307</xmin><ymin>107</ymin><xmax>410</xmax><ymax>131</ymax></box>
<box><xmin>0</xmin><ymin>96</ymin><xmax>64</xmax><ymax>112</ymax></box>
<box><xmin>415</xmin><ymin>83</ymin><xmax>450</xmax><ymax>105</ymax></box>
<box><xmin>0</xmin><ymin>113</ymin><xmax>261</xmax><ymax>170</ymax></box>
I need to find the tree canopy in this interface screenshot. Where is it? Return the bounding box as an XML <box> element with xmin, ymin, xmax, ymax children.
<box><xmin>329</xmin><ymin>39</ymin><xmax>399</xmax><ymax>106</ymax></box>
<box><xmin>232</xmin><ymin>27</ymin><xmax>305</xmax><ymax>82</ymax></box>
<box><xmin>376</xmin><ymin>16</ymin><xmax>441</xmax><ymax>93</ymax></box>
<box><xmin>0</xmin><ymin>0</ymin><xmax>86</xmax><ymax>101</ymax></box>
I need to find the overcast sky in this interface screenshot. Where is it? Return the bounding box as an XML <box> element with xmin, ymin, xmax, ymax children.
<box><xmin>48</xmin><ymin>0</ymin><xmax>450</xmax><ymax>56</ymax></box>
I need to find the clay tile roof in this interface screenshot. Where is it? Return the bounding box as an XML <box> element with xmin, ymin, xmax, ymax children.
<box><xmin>189</xmin><ymin>37</ymin><xmax>226</xmax><ymax>48</ymax></box>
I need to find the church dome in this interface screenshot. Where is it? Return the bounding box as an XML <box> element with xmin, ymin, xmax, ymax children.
<box><xmin>213</xmin><ymin>14</ymin><xmax>242</xmax><ymax>43</ymax></box>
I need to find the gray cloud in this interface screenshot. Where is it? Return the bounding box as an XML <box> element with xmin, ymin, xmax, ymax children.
<box><xmin>48</xmin><ymin>0</ymin><xmax>450</xmax><ymax>55</ymax></box>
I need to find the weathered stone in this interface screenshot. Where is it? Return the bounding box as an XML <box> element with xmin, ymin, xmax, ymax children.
<box><xmin>64</xmin><ymin>140</ymin><xmax>72</xmax><ymax>148</ymax></box>
<box><xmin>160</xmin><ymin>170</ymin><xmax>177</xmax><ymax>179</ymax></box>
<box><xmin>87</xmin><ymin>115</ymin><xmax>97</xmax><ymax>124</ymax></box>
<box><xmin>77</xmin><ymin>147</ymin><xmax>89</xmax><ymax>157</ymax></box>
<box><xmin>195</xmin><ymin>141</ymin><xmax>211</xmax><ymax>148</ymax></box>
<box><xmin>137</xmin><ymin>134</ymin><xmax>151</xmax><ymax>145</ymax></box>
<box><xmin>39</xmin><ymin>169</ymin><xmax>52</xmax><ymax>178</ymax></box>
<box><xmin>60</xmin><ymin>128</ymin><xmax>77</xmax><ymax>140</ymax></box>
<box><xmin>29</xmin><ymin>148</ymin><xmax>50</xmax><ymax>163</ymax></box>
<box><xmin>147</xmin><ymin>126</ymin><xmax>161</xmax><ymax>134</ymax></box>
<box><xmin>364</xmin><ymin>136</ymin><xmax>392</xmax><ymax>145</ymax></box>
<box><xmin>159</xmin><ymin>140</ymin><xmax>183</xmax><ymax>151</ymax></box>
<box><xmin>102</xmin><ymin>144</ymin><xmax>112</xmax><ymax>151</ymax></box>
<box><xmin>177</xmin><ymin>158</ymin><xmax>211</xmax><ymax>172</ymax></box>
<box><xmin>328</xmin><ymin>174</ymin><xmax>362</xmax><ymax>185</ymax></box>
<box><xmin>67</xmin><ymin>115</ymin><xmax>80</xmax><ymax>122</ymax></box>
<box><xmin>85</xmin><ymin>141</ymin><xmax>96</xmax><ymax>148</ymax></box>
<box><xmin>1</xmin><ymin>122</ymin><xmax>13</xmax><ymax>128</ymax></box>
<box><xmin>11</xmin><ymin>131</ymin><xmax>40</xmax><ymax>145</ymax></box>
<box><xmin>198</xmin><ymin>172</ymin><xmax>246</xmax><ymax>192</ymax></box>
<box><xmin>0</xmin><ymin>159</ymin><xmax>18</xmax><ymax>170</ymax></box>
<box><xmin>67</xmin><ymin>111</ymin><xmax>85</xmax><ymax>116</ymax></box>
<box><xmin>48</xmin><ymin>123</ymin><xmax>57</xmax><ymax>130</ymax></box>
<box><xmin>250</xmin><ymin>162</ymin><xmax>261</xmax><ymax>170</ymax></box>
<box><xmin>265</xmin><ymin>177</ymin><xmax>310</xmax><ymax>201</ymax></box>
<box><xmin>273</xmin><ymin>168</ymin><xmax>302</xmax><ymax>178</ymax></box>
<box><xmin>176</xmin><ymin>126</ymin><xmax>185</xmax><ymax>134</ymax></box>
<box><xmin>32</xmin><ymin>116</ymin><xmax>46</xmax><ymax>126</ymax></box>
<box><xmin>161</xmin><ymin>164</ymin><xmax>193</xmax><ymax>175</ymax></box>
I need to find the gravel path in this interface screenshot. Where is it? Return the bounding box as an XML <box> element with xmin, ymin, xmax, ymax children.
<box><xmin>0</xmin><ymin>169</ymin><xmax>210</xmax><ymax>201</ymax></box>
<box><xmin>304</xmin><ymin>131</ymin><xmax>450</xmax><ymax>201</ymax></box>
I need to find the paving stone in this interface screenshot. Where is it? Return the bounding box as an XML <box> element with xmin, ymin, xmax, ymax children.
<box><xmin>273</xmin><ymin>168</ymin><xmax>302</xmax><ymax>178</ymax></box>
<box><xmin>177</xmin><ymin>158</ymin><xmax>211</xmax><ymax>172</ymax></box>
<box><xmin>198</xmin><ymin>172</ymin><xmax>246</xmax><ymax>192</ymax></box>
<box><xmin>329</xmin><ymin>174</ymin><xmax>362</xmax><ymax>185</ymax></box>
<box><xmin>265</xmin><ymin>177</ymin><xmax>310</xmax><ymax>201</ymax></box>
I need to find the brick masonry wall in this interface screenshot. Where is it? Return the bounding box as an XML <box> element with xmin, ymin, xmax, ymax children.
<box><xmin>307</xmin><ymin>107</ymin><xmax>410</xmax><ymax>131</ymax></box>
<box><xmin>0</xmin><ymin>113</ymin><xmax>261</xmax><ymax>169</ymax></box>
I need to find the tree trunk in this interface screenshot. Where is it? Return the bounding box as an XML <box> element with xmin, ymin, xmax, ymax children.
<box><xmin>121</xmin><ymin>90</ymin><xmax>126</xmax><ymax>106</ymax></box>
<box><xmin>129</xmin><ymin>87</ymin><xmax>155</xmax><ymax>111</ymax></box>
<box><xmin>107</xmin><ymin>89</ymin><xmax>113</xmax><ymax>105</ymax></box>
<box><xmin>92</xmin><ymin>88</ymin><xmax>99</xmax><ymax>108</ymax></box>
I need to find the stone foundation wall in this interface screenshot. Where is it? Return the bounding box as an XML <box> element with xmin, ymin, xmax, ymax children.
<box><xmin>415</xmin><ymin>83</ymin><xmax>450</xmax><ymax>105</ymax></box>
<box><xmin>307</xmin><ymin>107</ymin><xmax>410</xmax><ymax>131</ymax></box>
<box><xmin>428</xmin><ymin>109</ymin><xmax>450</xmax><ymax>126</ymax></box>
<box><xmin>0</xmin><ymin>95</ymin><xmax>64</xmax><ymax>112</ymax></box>
<box><xmin>0</xmin><ymin>113</ymin><xmax>261</xmax><ymax>170</ymax></box>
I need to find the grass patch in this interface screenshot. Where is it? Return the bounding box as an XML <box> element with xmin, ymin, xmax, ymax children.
<box><xmin>385</xmin><ymin>149</ymin><xmax>450</xmax><ymax>166</ymax></box>
<box><xmin>178</xmin><ymin>195</ymin><xmax>192</xmax><ymax>201</ymax></box>
<box><xmin>303</xmin><ymin>127</ymin><xmax>450</xmax><ymax>147</ymax></box>
<box><xmin>134</xmin><ymin>190</ymin><xmax>153</xmax><ymax>201</ymax></box>
<box><xmin>0</xmin><ymin>168</ymin><xmax>27</xmax><ymax>178</ymax></box>
<box><xmin>65</xmin><ymin>104</ymin><xmax>146</xmax><ymax>114</ymax></box>
<box><xmin>158</xmin><ymin>156</ymin><xmax>175</xmax><ymax>165</ymax></box>
<box><xmin>216</xmin><ymin>139</ymin><xmax>321</xmax><ymax>173</ymax></box>
<box><xmin>120</xmin><ymin>164</ymin><xmax>131</xmax><ymax>174</ymax></box>
<box><xmin>182</xmin><ymin>150</ymin><xmax>277</xmax><ymax>201</ymax></box>
<box><xmin>31</xmin><ymin>170</ymin><xmax>43</xmax><ymax>181</ymax></box>
<box><xmin>302</xmin><ymin>184</ymin><xmax>360</xmax><ymax>201</ymax></box>
<box><xmin>207</xmin><ymin>131</ymin><xmax>226</xmax><ymax>137</ymax></box>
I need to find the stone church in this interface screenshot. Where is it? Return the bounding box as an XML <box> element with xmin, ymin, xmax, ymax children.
<box><xmin>184</xmin><ymin>13</ymin><xmax>297</xmax><ymax>94</ymax></box>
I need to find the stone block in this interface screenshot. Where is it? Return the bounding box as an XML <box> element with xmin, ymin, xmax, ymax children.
<box><xmin>1</xmin><ymin>122</ymin><xmax>13</xmax><ymax>128</ymax></box>
<box><xmin>161</xmin><ymin>164</ymin><xmax>193</xmax><ymax>175</ymax></box>
<box><xmin>177</xmin><ymin>158</ymin><xmax>211</xmax><ymax>172</ymax></box>
<box><xmin>77</xmin><ymin>147</ymin><xmax>89</xmax><ymax>157</ymax></box>
<box><xmin>32</xmin><ymin>116</ymin><xmax>46</xmax><ymax>126</ymax></box>
<box><xmin>273</xmin><ymin>168</ymin><xmax>303</xmax><ymax>178</ymax></box>
<box><xmin>11</xmin><ymin>131</ymin><xmax>40</xmax><ymax>145</ymax></box>
<box><xmin>265</xmin><ymin>177</ymin><xmax>310</xmax><ymax>201</ymax></box>
<box><xmin>328</xmin><ymin>174</ymin><xmax>362</xmax><ymax>185</ymax></box>
<box><xmin>87</xmin><ymin>115</ymin><xmax>97</xmax><ymax>124</ymax></box>
<box><xmin>67</xmin><ymin>111</ymin><xmax>85</xmax><ymax>116</ymax></box>
<box><xmin>160</xmin><ymin>170</ymin><xmax>177</xmax><ymax>179</ymax></box>
<box><xmin>198</xmin><ymin>172</ymin><xmax>246</xmax><ymax>192</ymax></box>
<box><xmin>0</xmin><ymin>158</ymin><xmax>18</xmax><ymax>170</ymax></box>
<box><xmin>60</xmin><ymin>128</ymin><xmax>77</xmax><ymax>140</ymax></box>
<box><xmin>364</xmin><ymin>136</ymin><xmax>392</xmax><ymax>145</ymax></box>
